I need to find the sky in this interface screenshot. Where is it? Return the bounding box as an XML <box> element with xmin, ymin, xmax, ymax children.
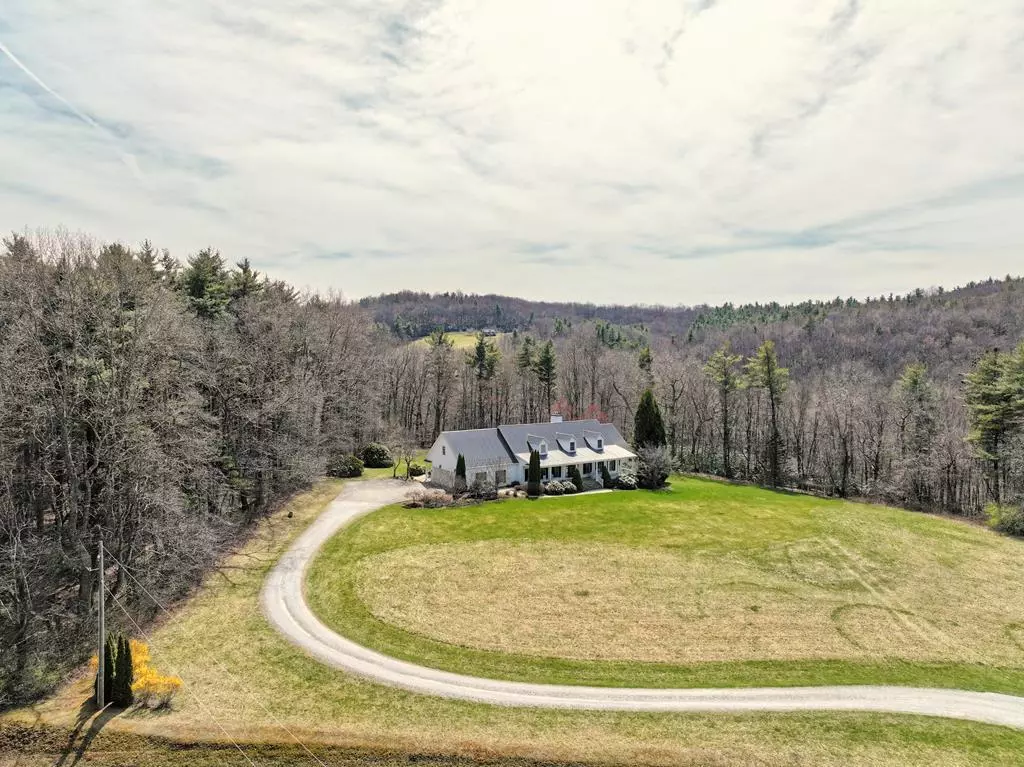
<box><xmin>1</xmin><ymin>1</ymin><xmax>1023</xmax><ymax>307</ymax></box>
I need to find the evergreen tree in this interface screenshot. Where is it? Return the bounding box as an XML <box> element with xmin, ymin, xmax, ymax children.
<box><xmin>97</xmin><ymin>634</ymin><xmax>115</xmax><ymax>705</ymax></box>
<box><xmin>527</xmin><ymin>449</ymin><xmax>542</xmax><ymax>496</ymax></box>
<box><xmin>180</xmin><ymin>247</ymin><xmax>229</xmax><ymax>319</ymax></box>
<box><xmin>569</xmin><ymin>464</ymin><xmax>584</xmax><ymax>492</ymax></box>
<box><xmin>704</xmin><ymin>343</ymin><xmax>743</xmax><ymax>478</ymax></box>
<box><xmin>745</xmin><ymin>340</ymin><xmax>789</xmax><ymax>488</ymax></box>
<box><xmin>633</xmin><ymin>389</ymin><xmax>667</xmax><ymax>448</ymax></box>
<box><xmin>965</xmin><ymin>346</ymin><xmax>1024</xmax><ymax>503</ymax></box>
<box><xmin>533</xmin><ymin>342</ymin><xmax>557</xmax><ymax>417</ymax></box>
<box><xmin>600</xmin><ymin>462</ymin><xmax>613</xmax><ymax>487</ymax></box>
<box><xmin>113</xmin><ymin>634</ymin><xmax>134</xmax><ymax>707</ymax></box>
<box><xmin>455</xmin><ymin>453</ymin><xmax>467</xmax><ymax>483</ymax></box>
<box><xmin>467</xmin><ymin>333</ymin><xmax>501</xmax><ymax>427</ymax></box>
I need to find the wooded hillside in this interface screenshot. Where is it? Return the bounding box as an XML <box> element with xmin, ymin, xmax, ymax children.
<box><xmin>2</xmin><ymin>229</ymin><xmax>1023</xmax><ymax>708</ymax></box>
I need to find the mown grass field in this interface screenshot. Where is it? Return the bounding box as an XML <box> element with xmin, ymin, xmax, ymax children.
<box><xmin>308</xmin><ymin>476</ymin><xmax>1024</xmax><ymax>693</ymax></box>
<box><xmin>8</xmin><ymin>480</ymin><xmax>1024</xmax><ymax>766</ymax></box>
<box><xmin>410</xmin><ymin>331</ymin><xmax>507</xmax><ymax>351</ymax></box>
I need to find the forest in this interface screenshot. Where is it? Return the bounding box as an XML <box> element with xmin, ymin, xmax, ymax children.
<box><xmin>2</xmin><ymin>229</ymin><xmax>1023</xmax><ymax>707</ymax></box>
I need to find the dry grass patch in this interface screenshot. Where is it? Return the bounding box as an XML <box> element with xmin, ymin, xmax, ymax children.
<box><xmin>310</xmin><ymin>476</ymin><xmax>1024</xmax><ymax>692</ymax></box>
<box><xmin>356</xmin><ymin>537</ymin><xmax>1024</xmax><ymax>664</ymax></box>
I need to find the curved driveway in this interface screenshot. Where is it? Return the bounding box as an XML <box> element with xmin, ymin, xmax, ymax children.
<box><xmin>261</xmin><ymin>480</ymin><xmax>1024</xmax><ymax>728</ymax></box>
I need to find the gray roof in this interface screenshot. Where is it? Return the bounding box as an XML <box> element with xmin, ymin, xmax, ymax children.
<box><xmin>431</xmin><ymin>419</ymin><xmax>632</xmax><ymax>469</ymax></box>
<box><xmin>438</xmin><ymin>427</ymin><xmax>516</xmax><ymax>466</ymax></box>
<box><xmin>497</xmin><ymin>419</ymin><xmax>628</xmax><ymax>455</ymax></box>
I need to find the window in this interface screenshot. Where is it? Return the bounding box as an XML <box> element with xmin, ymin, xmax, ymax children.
<box><xmin>541</xmin><ymin>468</ymin><xmax>549</xmax><ymax>480</ymax></box>
<box><xmin>552</xmin><ymin>466</ymin><xmax>562</xmax><ymax>478</ymax></box>
<box><xmin>495</xmin><ymin>470</ymin><xmax>507</xmax><ymax>486</ymax></box>
<box><xmin>582</xmin><ymin>463</ymin><xmax>593</xmax><ymax>475</ymax></box>
<box><xmin>609</xmin><ymin>460</ymin><xmax>616</xmax><ymax>471</ymax></box>
<box><xmin>474</xmin><ymin>472</ymin><xmax>487</xmax><ymax>484</ymax></box>
<box><xmin>442</xmin><ymin>445</ymin><xmax>446</xmax><ymax>455</ymax></box>
<box><xmin>540</xmin><ymin>441</ymin><xmax>548</xmax><ymax>455</ymax></box>
<box><xmin>597</xmin><ymin>438</ymin><xmax>603</xmax><ymax>449</ymax></box>
<box><xmin>569</xmin><ymin>440</ymin><xmax>576</xmax><ymax>452</ymax></box>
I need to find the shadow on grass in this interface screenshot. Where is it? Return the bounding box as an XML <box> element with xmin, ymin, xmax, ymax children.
<box><xmin>54</xmin><ymin>698</ymin><xmax>118</xmax><ymax>767</ymax></box>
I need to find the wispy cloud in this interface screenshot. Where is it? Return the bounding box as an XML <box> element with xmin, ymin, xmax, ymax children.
<box><xmin>0</xmin><ymin>38</ymin><xmax>143</xmax><ymax>179</ymax></box>
<box><xmin>1</xmin><ymin>0</ymin><xmax>1023</xmax><ymax>305</ymax></box>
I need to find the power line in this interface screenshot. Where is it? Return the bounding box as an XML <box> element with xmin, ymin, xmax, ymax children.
<box><xmin>105</xmin><ymin>586</ymin><xmax>260</xmax><ymax>767</ymax></box>
<box><xmin>104</xmin><ymin>550</ymin><xmax>331</xmax><ymax>767</ymax></box>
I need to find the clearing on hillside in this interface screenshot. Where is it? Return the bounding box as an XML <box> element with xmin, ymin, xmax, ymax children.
<box><xmin>308</xmin><ymin>476</ymin><xmax>1024</xmax><ymax>692</ymax></box>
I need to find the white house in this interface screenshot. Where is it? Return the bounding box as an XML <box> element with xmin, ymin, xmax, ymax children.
<box><xmin>426</xmin><ymin>416</ymin><xmax>637</xmax><ymax>489</ymax></box>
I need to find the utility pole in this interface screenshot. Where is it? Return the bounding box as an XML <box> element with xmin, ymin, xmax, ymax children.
<box><xmin>96</xmin><ymin>538</ymin><xmax>106</xmax><ymax>709</ymax></box>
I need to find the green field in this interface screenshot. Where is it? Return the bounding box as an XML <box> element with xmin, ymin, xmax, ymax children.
<box><xmin>410</xmin><ymin>331</ymin><xmax>506</xmax><ymax>351</ymax></box>
<box><xmin>308</xmin><ymin>476</ymin><xmax>1024</xmax><ymax>693</ymax></box>
<box><xmin>9</xmin><ymin>480</ymin><xmax>1024</xmax><ymax>766</ymax></box>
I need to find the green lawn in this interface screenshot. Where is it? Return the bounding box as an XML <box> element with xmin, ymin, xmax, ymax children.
<box><xmin>359</xmin><ymin>449</ymin><xmax>429</xmax><ymax>480</ymax></box>
<box><xmin>308</xmin><ymin>476</ymin><xmax>1024</xmax><ymax>694</ymax></box>
<box><xmin>11</xmin><ymin>479</ymin><xmax>1024</xmax><ymax>767</ymax></box>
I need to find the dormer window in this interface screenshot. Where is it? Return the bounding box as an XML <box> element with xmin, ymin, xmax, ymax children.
<box><xmin>539</xmin><ymin>441</ymin><xmax>548</xmax><ymax>456</ymax></box>
<box><xmin>597</xmin><ymin>438</ymin><xmax>603</xmax><ymax>449</ymax></box>
<box><xmin>569</xmin><ymin>440</ymin><xmax>576</xmax><ymax>452</ymax></box>
<box><xmin>442</xmin><ymin>446</ymin><xmax>446</xmax><ymax>455</ymax></box>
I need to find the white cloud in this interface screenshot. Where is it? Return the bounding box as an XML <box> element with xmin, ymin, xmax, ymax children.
<box><xmin>1</xmin><ymin>0</ymin><xmax>1022</xmax><ymax>305</ymax></box>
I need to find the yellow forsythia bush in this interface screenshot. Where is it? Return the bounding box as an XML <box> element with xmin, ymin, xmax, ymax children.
<box><xmin>88</xmin><ymin>639</ymin><xmax>182</xmax><ymax>709</ymax></box>
<box><xmin>129</xmin><ymin>640</ymin><xmax>183</xmax><ymax>709</ymax></box>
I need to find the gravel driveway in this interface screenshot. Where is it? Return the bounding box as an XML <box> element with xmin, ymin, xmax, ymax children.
<box><xmin>261</xmin><ymin>480</ymin><xmax>1024</xmax><ymax>728</ymax></box>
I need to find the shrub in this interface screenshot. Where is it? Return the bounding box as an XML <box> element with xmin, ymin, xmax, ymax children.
<box><xmin>568</xmin><ymin>465</ymin><xmax>584</xmax><ymax>492</ymax></box>
<box><xmin>361</xmin><ymin>443</ymin><xmax>394</xmax><ymax>469</ymax></box>
<box><xmin>636</xmin><ymin>445</ymin><xmax>674</xmax><ymax>489</ymax></box>
<box><xmin>544</xmin><ymin>481</ymin><xmax>565</xmax><ymax>495</ymax></box>
<box><xmin>562</xmin><ymin>480</ymin><xmax>579</xmax><ymax>494</ymax></box>
<box><xmin>468</xmin><ymin>480</ymin><xmax>498</xmax><ymax>500</ymax></box>
<box><xmin>408</xmin><ymin>463</ymin><xmax>426</xmax><ymax>477</ymax></box>
<box><xmin>326</xmin><ymin>453</ymin><xmax>364</xmax><ymax>478</ymax></box>
<box><xmin>600</xmin><ymin>463</ymin><xmax>613</xmax><ymax>487</ymax></box>
<box><xmin>985</xmin><ymin>503</ymin><xmax>1024</xmax><ymax>536</ymax></box>
<box><xmin>405</xmin><ymin>488</ymin><xmax>455</xmax><ymax>508</ymax></box>
<box><xmin>133</xmin><ymin>671</ymin><xmax>183</xmax><ymax>709</ymax></box>
<box><xmin>128</xmin><ymin>640</ymin><xmax>182</xmax><ymax>709</ymax></box>
<box><xmin>616</xmin><ymin>472</ymin><xmax>639</xmax><ymax>490</ymax></box>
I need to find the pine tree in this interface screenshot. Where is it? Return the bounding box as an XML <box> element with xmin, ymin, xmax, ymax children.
<box><xmin>633</xmin><ymin>389</ymin><xmax>667</xmax><ymax>448</ymax></box>
<box><xmin>600</xmin><ymin>462</ymin><xmax>613</xmax><ymax>487</ymax></box>
<box><xmin>744</xmin><ymin>340</ymin><xmax>789</xmax><ymax>488</ymax></box>
<box><xmin>527</xmin><ymin>449</ymin><xmax>542</xmax><ymax>497</ymax></box>
<box><xmin>965</xmin><ymin>346</ymin><xmax>1024</xmax><ymax>504</ymax></box>
<box><xmin>533</xmin><ymin>342</ymin><xmax>557</xmax><ymax>417</ymax></box>
<box><xmin>704</xmin><ymin>343</ymin><xmax>742</xmax><ymax>478</ymax></box>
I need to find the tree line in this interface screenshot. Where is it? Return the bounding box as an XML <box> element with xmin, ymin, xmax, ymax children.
<box><xmin>383</xmin><ymin>312</ymin><xmax>1024</xmax><ymax>518</ymax></box>
<box><xmin>0</xmin><ymin>231</ymin><xmax>380</xmax><ymax>704</ymax></box>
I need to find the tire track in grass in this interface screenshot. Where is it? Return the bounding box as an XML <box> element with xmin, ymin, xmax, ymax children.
<box><xmin>822</xmin><ymin>537</ymin><xmax>978</xmax><ymax>662</ymax></box>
